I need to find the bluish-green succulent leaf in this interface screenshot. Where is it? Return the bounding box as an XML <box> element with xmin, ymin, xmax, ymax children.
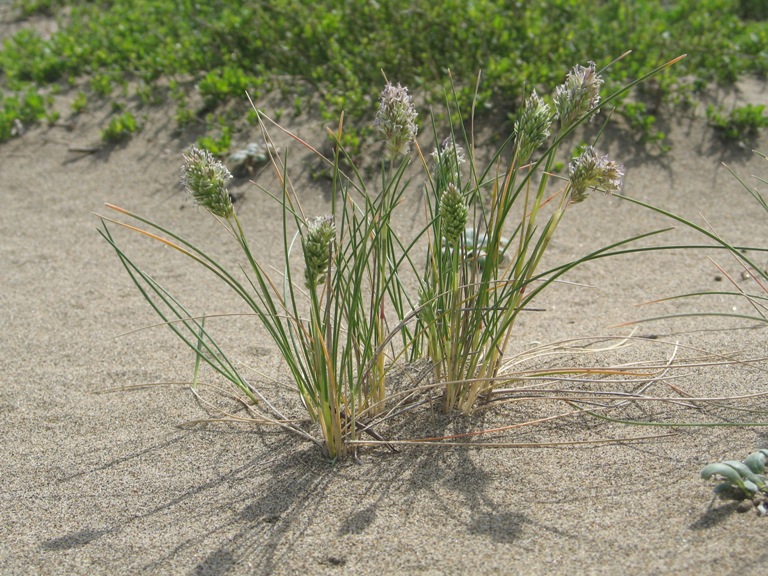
<box><xmin>463</xmin><ymin>228</ymin><xmax>508</xmax><ymax>250</ymax></box>
<box><xmin>742</xmin><ymin>479</ymin><xmax>759</xmax><ymax>494</ymax></box>
<box><xmin>463</xmin><ymin>228</ymin><xmax>487</xmax><ymax>249</ymax></box>
<box><xmin>744</xmin><ymin>451</ymin><xmax>767</xmax><ymax>474</ymax></box>
<box><xmin>723</xmin><ymin>460</ymin><xmax>753</xmax><ymax>476</ymax></box>
<box><xmin>702</xmin><ymin>463</ymin><xmax>742</xmax><ymax>483</ymax></box>
<box><xmin>713</xmin><ymin>482</ymin><xmax>736</xmax><ymax>495</ymax></box>
<box><xmin>723</xmin><ymin>461</ymin><xmax>766</xmax><ymax>487</ymax></box>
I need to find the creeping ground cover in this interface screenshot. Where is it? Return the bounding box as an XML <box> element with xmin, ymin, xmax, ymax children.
<box><xmin>1</xmin><ymin>0</ymin><xmax>767</xmax><ymax>148</ymax></box>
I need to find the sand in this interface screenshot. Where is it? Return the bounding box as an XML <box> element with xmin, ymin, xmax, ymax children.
<box><xmin>2</xmin><ymin>37</ymin><xmax>768</xmax><ymax>574</ymax></box>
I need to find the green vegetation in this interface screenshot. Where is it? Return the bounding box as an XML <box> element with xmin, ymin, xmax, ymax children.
<box><xmin>1</xmin><ymin>0</ymin><xmax>767</xmax><ymax>149</ymax></box>
<box><xmin>100</xmin><ymin>110</ymin><xmax>138</xmax><ymax>143</ymax></box>
<box><xmin>98</xmin><ymin>58</ymin><xmax>698</xmax><ymax>458</ymax></box>
<box><xmin>702</xmin><ymin>449</ymin><xmax>768</xmax><ymax>502</ymax></box>
<box><xmin>0</xmin><ymin>87</ymin><xmax>48</xmax><ymax>139</ymax></box>
<box><xmin>619</xmin><ymin>101</ymin><xmax>670</xmax><ymax>153</ymax></box>
<box><xmin>70</xmin><ymin>91</ymin><xmax>87</xmax><ymax>114</ymax></box>
<box><xmin>707</xmin><ymin>103</ymin><xmax>768</xmax><ymax>142</ymax></box>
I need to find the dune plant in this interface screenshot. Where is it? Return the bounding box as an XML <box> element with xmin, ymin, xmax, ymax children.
<box><xmin>98</xmin><ymin>86</ymin><xmax>418</xmax><ymax>459</ymax></box>
<box><xmin>707</xmin><ymin>104</ymin><xmax>768</xmax><ymax>143</ymax></box>
<box><xmin>3</xmin><ymin>1</ymin><xmax>763</xmax><ymax>146</ymax></box>
<box><xmin>101</xmin><ymin>111</ymin><xmax>138</xmax><ymax>143</ymax></box>
<box><xmin>99</xmin><ymin>54</ymin><xmax>686</xmax><ymax>459</ymax></box>
<box><xmin>418</xmin><ymin>62</ymin><xmax>634</xmax><ymax>413</ymax></box>
<box><xmin>702</xmin><ymin>449</ymin><xmax>768</xmax><ymax>500</ymax></box>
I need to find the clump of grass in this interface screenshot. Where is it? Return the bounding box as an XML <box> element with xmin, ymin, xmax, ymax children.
<box><xmin>100</xmin><ymin>54</ymin><xmax>714</xmax><ymax>459</ymax></box>
<box><xmin>417</xmin><ymin>62</ymin><xmax>628</xmax><ymax>413</ymax></box>
<box><xmin>91</xmin><ymin>54</ymin><xmax>758</xmax><ymax>460</ymax></box>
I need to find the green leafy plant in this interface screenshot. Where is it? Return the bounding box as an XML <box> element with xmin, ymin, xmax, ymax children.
<box><xmin>90</xmin><ymin>74</ymin><xmax>113</xmax><ymax>98</ymax></box>
<box><xmin>0</xmin><ymin>88</ymin><xmax>49</xmax><ymax>141</ymax></box>
<box><xmin>706</xmin><ymin>104</ymin><xmax>768</xmax><ymax>142</ymax></box>
<box><xmin>198</xmin><ymin>66</ymin><xmax>262</xmax><ymax>111</ymax></box>
<box><xmin>101</xmin><ymin>111</ymin><xmax>138</xmax><ymax>143</ymax></box>
<box><xmin>71</xmin><ymin>91</ymin><xmax>87</xmax><ymax>114</ymax></box>
<box><xmin>619</xmin><ymin>101</ymin><xmax>670</xmax><ymax>153</ymax></box>
<box><xmin>169</xmin><ymin>81</ymin><xmax>195</xmax><ymax>128</ymax></box>
<box><xmin>174</xmin><ymin>105</ymin><xmax>195</xmax><ymax>129</ymax></box>
<box><xmin>2</xmin><ymin>0</ymin><xmax>766</xmax><ymax>147</ymax></box>
<box><xmin>12</xmin><ymin>0</ymin><xmax>64</xmax><ymax>17</ymax></box>
<box><xmin>195</xmin><ymin>125</ymin><xmax>232</xmax><ymax>158</ymax></box>
<box><xmin>701</xmin><ymin>449</ymin><xmax>768</xmax><ymax>501</ymax></box>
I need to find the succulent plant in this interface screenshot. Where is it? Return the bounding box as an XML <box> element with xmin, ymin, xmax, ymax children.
<box><xmin>701</xmin><ymin>449</ymin><xmax>768</xmax><ymax>501</ymax></box>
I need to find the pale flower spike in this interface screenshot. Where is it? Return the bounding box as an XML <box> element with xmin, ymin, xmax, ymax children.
<box><xmin>432</xmin><ymin>136</ymin><xmax>466</xmax><ymax>167</ymax></box>
<box><xmin>554</xmin><ymin>61</ymin><xmax>603</xmax><ymax>130</ymax></box>
<box><xmin>568</xmin><ymin>146</ymin><xmax>624</xmax><ymax>204</ymax></box>
<box><xmin>431</xmin><ymin>136</ymin><xmax>466</xmax><ymax>186</ymax></box>
<box><xmin>180</xmin><ymin>145</ymin><xmax>234</xmax><ymax>219</ymax></box>
<box><xmin>514</xmin><ymin>89</ymin><xmax>554</xmax><ymax>163</ymax></box>
<box><xmin>374</xmin><ymin>82</ymin><xmax>418</xmax><ymax>158</ymax></box>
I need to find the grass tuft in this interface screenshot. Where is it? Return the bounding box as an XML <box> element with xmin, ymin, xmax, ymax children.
<box><xmin>97</xmin><ymin>55</ymin><xmax>768</xmax><ymax>460</ymax></box>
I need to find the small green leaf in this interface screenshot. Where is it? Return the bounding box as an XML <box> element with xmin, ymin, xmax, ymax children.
<box><xmin>744</xmin><ymin>451</ymin><xmax>767</xmax><ymax>474</ymax></box>
<box><xmin>723</xmin><ymin>460</ymin><xmax>753</xmax><ymax>475</ymax></box>
<box><xmin>701</xmin><ymin>463</ymin><xmax>742</xmax><ymax>483</ymax></box>
<box><xmin>742</xmin><ymin>479</ymin><xmax>759</xmax><ymax>495</ymax></box>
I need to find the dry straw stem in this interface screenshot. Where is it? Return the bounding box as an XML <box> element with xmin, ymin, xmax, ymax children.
<box><xmin>347</xmin><ymin>333</ymin><xmax>768</xmax><ymax>450</ymax></box>
<box><xmin>100</xmin><ymin>328</ymin><xmax>768</xmax><ymax>450</ymax></box>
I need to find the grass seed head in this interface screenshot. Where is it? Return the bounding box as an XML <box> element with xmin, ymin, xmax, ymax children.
<box><xmin>374</xmin><ymin>82</ymin><xmax>418</xmax><ymax>158</ymax></box>
<box><xmin>180</xmin><ymin>145</ymin><xmax>234</xmax><ymax>219</ymax></box>
<box><xmin>568</xmin><ymin>146</ymin><xmax>624</xmax><ymax>203</ymax></box>
<box><xmin>554</xmin><ymin>61</ymin><xmax>603</xmax><ymax>130</ymax></box>
<box><xmin>439</xmin><ymin>183</ymin><xmax>468</xmax><ymax>243</ymax></box>
<box><xmin>514</xmin><ymin>89</ymin><xmax>554</xmax><ymax>163</ymax></box>
<box><xmin>431</xmin><ymin>136</ymin><xmax>466</xmax><ymax>187</ymax></box>
<box><xmin>303</xmin><ymin>215</ymin><xmax>336</xmax><ymax>289</ymax></box>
